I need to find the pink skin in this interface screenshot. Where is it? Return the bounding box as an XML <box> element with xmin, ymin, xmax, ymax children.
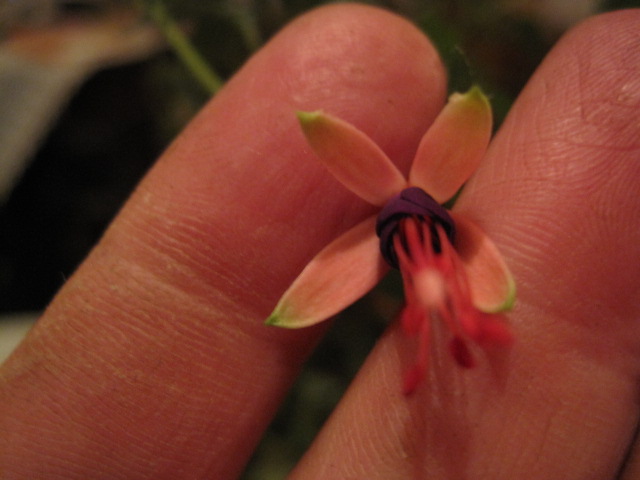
<box><xmin>1</xmin><ymin>5</ymin><xmax>640</xmax><ymax>480</ymax></box>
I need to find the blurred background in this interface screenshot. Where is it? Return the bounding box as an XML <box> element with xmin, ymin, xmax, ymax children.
<box><xmin>0</xmin><ymin>0</ymin><xmax>637</xmax><ymax>478</ymax></box>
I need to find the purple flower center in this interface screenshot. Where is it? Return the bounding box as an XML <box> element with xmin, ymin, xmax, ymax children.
<box><xmin>375</xmin><ymin>187</ymin><xmax>456</xmax><ymax>269</ymax></box>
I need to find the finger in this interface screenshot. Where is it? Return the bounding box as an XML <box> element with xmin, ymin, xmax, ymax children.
<box><xmin>290</xmin><ymin>10</ymin><xmax>640</xmax><ymax>480</ymax></box>
<box><xmin>0</xmin><ymin>5</ymin><xmax>446</xmax><ymax>480</ymax></box>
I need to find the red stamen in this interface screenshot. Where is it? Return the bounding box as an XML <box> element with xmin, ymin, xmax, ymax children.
<box><xmin>403</xmin><ymin>365</ymin><xmax>423</xmax><ymax>395</ymax></box>
<box><xmin>394</xmin><ymin>217</ymin><xmax>510</xmax><ymax>394</ymax></box>
<box><xmin>403</xmin><ymin>309</ymin><xmax>431</xmax><ymax>395</ymax></box>
<box><xmin>400</xmin><ymin>304</ymin><xmax>423</xmax><ymax>335</ymax></box>
<box><xmin>450</xmin><ymin>336</ymin><xmax>475</xmax><ymax>368</ymax></box>
<box><xmin>472</xmin><ymin>312</ymin><xmax>514</xmax><ymax>345</ymax></box>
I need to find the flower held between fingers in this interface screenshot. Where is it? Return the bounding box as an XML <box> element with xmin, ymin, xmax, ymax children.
<box><xmin>266</xmin><ymin>87</ymin><xmax>515</xmax><ymax>394</ymax></box>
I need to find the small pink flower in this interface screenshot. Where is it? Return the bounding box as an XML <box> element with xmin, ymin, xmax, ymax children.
<box><xmin>267</xmin><ymin>87</ymin><xmax>516</xmax><ymax>394</ymax></box>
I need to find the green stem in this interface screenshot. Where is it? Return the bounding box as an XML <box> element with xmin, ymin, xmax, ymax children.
<box><xmin>146</xmin><ymin>1</ymin><xmax>223</xmax><ymax>95</ymax></box>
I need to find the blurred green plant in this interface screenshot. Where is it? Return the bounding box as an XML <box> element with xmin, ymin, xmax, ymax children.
<box><xmin>141</xmin><ymin>0</ymin><xmax>224</xmax><ymax>94</ymax></box>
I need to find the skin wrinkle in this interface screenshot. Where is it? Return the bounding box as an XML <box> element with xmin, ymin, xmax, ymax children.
<box><xmin>126</xmin><ymin>217</ymin><xmax>251</xmax><ymax>311</ymax></box>
<box><xmin>366</xmin><ymin>394</ymin><xmax>414</xmax><ymax>477</ymax></box>
<box><xmin>506</xmin><ymin>361</ymin><xmax>579</xmax><ymax>478</ymax></box>
<box><xmin>115</xmin><ymin>185</ymin><xmax>284</xmax><ymax>332</ymax></box>
<box><xmin>95</xmin><ymin>276</ymin><xmax>233</xmax><ymax>368</ymax></box>
<box><xmin>616</xmin><ymin>77</ymin><xmax>640</xmax><ymax>109</ymax></box>
<box><xmin>571</xmin><ymin>23</ymin><xmax>640</xmax><ymax>152</ymax></box>
<box><xmin>89</xmin><ymin>252</ymin><xmax>234</xmax><ymax>350</ymax></box>
<box><xmin>16</xmin><ymin>372</ymin><xmax>157</xmax><ymax>478</ymax></box>
<box><xmin>136</xmin><ymin>165</ymin><xmax>375</xmax><ymax>318</ymax></box>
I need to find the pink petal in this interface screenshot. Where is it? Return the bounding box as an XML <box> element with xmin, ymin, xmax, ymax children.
<box><xmin>409</xmin><ymin>87</ymin><xmax>492</xmax><ymax>204</ymax></box>
<box><xmin>297</xmin><ymin>111</ymin><xmax>407</xmax><ymax>206</ymax></box>
<box><xmin>402</xmin><ymin>307</ymin><xmax>431</xmax><ymax>395</ymax></box>
<box><xmin>266</xmin><ymin>216</ymin><xmax>388</xmax><ymax>328</ymax></box>
<box><xmin>452</xmin><ymin>213</ymin><xmax>516</xmax><ymax>313</ymax></box>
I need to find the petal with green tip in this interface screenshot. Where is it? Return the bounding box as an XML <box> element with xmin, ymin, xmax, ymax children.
<box><xmin>409</xmin><ymin>86</ymin><xmax>492</xmax><ymax>204</ymax></box>
<box><xmin>266</xmin><ymin>216</ymin><xmax>388</xmax><ymax>328</ymax></box>
<box><xmin>452</xmin><ymin>213</ymin><xmax>516</xmax><ymax>313</ymax></box>
<box><xmin>297</xmin><ymin>111</ymin><xmax>406</xmax><ymax>206</ymax></box>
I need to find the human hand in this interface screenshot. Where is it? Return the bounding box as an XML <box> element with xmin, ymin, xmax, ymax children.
<box><xmin>1</xmin><ymin>5</ymin><xmax>639</xmax><ymax>479</ymax></box>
